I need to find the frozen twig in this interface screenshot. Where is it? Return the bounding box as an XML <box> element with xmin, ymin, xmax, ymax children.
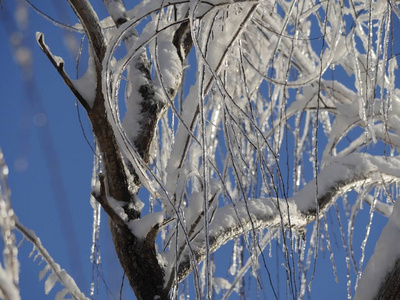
<box><xmin>15</xmin><ymin>221</ymin><xmax>88</xmax><ymax>299</ymax></box>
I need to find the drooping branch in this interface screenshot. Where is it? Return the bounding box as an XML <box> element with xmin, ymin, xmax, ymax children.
<box><xmin>174</xmin><ymin>154</ymin><xmax>400</xmax><ymax>282</ymax></box>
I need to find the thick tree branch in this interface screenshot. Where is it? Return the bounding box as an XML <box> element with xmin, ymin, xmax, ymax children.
<box><xmin>67</xmin><ymin>0</ymin><xmax>106</xmax><ymax>67</ymax></box>
<box><xmin>109</xmin><ymin>222</ymin><xmax>168</xmax><ymax>300</ymax></box>
<box><xmin>84</xmin><ymin>3</ymin><xmax>194</xmax><ymax>298</ymax></box>
<box><xmin>59</xmin><ymin>0</ymin><xmax>135</xmax><ymax>207</ymax></box>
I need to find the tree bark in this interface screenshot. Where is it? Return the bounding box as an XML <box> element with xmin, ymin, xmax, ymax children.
<box><xmin>110</xmin><ymin>222</ymin><xmax>169</xmax><ymax>300</ymax></box>
<box><xmin>60</xmin><ymin>2</ymin><xmax>193</xmax><ymax>298</ymax></box>
<box><xmin>376</xmin><ymin>257</ymin><xmax>400</xmax><ymax>299</ymax></box>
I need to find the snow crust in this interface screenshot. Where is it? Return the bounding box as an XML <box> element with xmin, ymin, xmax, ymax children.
<box><xmin>295</xmin><ymin>154</ymin><xmax>400</xmax><ymax>212</ymax></box>
<box><xmin>213</xmin><ymin>277</ymin><xmax>231</xmax><ymax>294</ymax></box>
<box><xmin>105</xmin><ymin>0</ymin><xmax>126</xmax><ymax>23</ymax></box>
<box><xmin>128</xmin><ymin>212</ymin><xmax>163</xmax><ymax>239</ymax></box>
<box><xmin>354</xmin><ymin>199</ymin><xmax>400</xmax><ymax>300</ymax></box>
<box><xmin>108</xmin><ymin>197</ymin><xmax>128</xmax><ymax>222</ymax></box>
<box><xmin>122</xmin><ymin>55</ymin><xmax>153</xmax><ymax>142</ymax></box>
<box><xmin>72</xmin><ymin>56</ymin><xmax>97</xmax><ymax>107</ymax></box>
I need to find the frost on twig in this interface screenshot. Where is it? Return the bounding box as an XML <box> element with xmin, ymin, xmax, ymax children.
<box><xmin>0</xmin><ymin>149</ymin><xmax>87</xmax><ymax>299</ymax></box>
<box><xmin>15</xmin><ymin>221</ymin><xmax>88</xmax><ymax>300</ymax></box>
<box><xmin>0</xmin><ymin>149</ymin><xmax>20</xmax><ymax>300</ymax></box>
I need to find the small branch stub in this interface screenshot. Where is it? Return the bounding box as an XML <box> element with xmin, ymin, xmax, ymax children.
<box><xmin>91</xmin><ymin>173</ymin><xmax>129</xmax><ymax>230</ymax></box>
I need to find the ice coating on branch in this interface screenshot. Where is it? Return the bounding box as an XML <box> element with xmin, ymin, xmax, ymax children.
<box><xmin>27</xmin><ymin>0</ymin><xmax>400</xmax><ymax>297</ymax></box>
<box><xmin>0</xmin><ymin>150</ymin><xmax>20</xmax><ymax>300</ymax></box>
<box><xmin>0</xmin><ymin>267</ymin><xmax>20</xmax><ymax>300</ymax></box>
<box><xmin>44</xmin><ymin>273</ymin><xmax>58</xmax><ymax>294</ymax></box>
<box><xmin>18</xmin><ymin>222</ymin><xmax>88</xmax><ymax>299</ymax></box>
<box><xmin>354</xmin><ymin>199</ymin><xmax>400</xmax><ymax>300</ymax></box>
<box><xmin>167</xmin><ymin>154</ymin><xmax>400</xmax><ymax>279</ymax></box>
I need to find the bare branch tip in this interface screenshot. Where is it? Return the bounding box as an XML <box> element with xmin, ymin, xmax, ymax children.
<box><xmin>36</xmin><ymin>31</ymin><xmax>91</xmax><ymax>111</ymax></box>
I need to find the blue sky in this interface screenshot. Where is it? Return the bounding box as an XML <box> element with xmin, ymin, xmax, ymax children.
<box><xmin>0</xmin><ymin>1</ymin><xmax>398</xmax><ymax>299</ymax></box>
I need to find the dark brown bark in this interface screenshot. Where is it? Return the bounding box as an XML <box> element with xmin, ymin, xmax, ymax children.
<box><xmin>376</xmin><ymin>258</ymin><xmax>400</xmax><ymax>300</ymax></box>
<box><xmin>88</xmin><ymin>42</ymin><xmax>169</xmax><ymax>300</ymax></box>
<box><xmin>110</xmin><ymin>222</ymin><xmax>169</xmax><ymax>300</ymax></box>
<box><xmin>62</xmin><ymin>2</ymin><xmax>168</xmax><ymax>299</ymax></box>
<box><xmin>59</xmin><ymin>2</ymin><xmax>193</xmax><ymax>299</ymax></box>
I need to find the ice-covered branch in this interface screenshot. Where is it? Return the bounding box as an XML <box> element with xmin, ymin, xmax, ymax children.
<box><xmin>0</xmin><ymin>150</ymin><xmax>20</xmax><ymax>300</ymax></box>
<box><xmin>354</xmin><ymin>198</ymin><xmax>400</xmax><ymax>300</ymax></box>
<box><xmin>174</xmin><ymin>154</ymin><xmax>400</xmax><ymax>282</ymax></box>
<box><xmin>15</xmin><ymin>221</ymin><xmax>88</xmax><ymax>299</ymax></box>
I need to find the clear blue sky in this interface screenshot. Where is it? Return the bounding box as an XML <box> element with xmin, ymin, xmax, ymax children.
<box><xmin>0</xmin><ymin>1</ymin><xmax>397</xmax><ymax>299</ymax></box>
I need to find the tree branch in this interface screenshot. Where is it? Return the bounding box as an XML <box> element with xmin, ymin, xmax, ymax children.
<box><xmin>67</xmin><ymin>0</ymin><xmax>106</xmax><ymax>68</ymax></box>
<box><xmin>15</xmin><ymin>220</ymin><xmax>88</xmax><ymax>299</ymax></box>
<box><xmin>36</xmin><ymin>32</ymin><xmax>91</xmax><ymax>111</ymax></box>
<box><xmin>355</xmin><ymin>199</ymin><xmax>400</xmax><ymax>300</ymax></box>
<box><xmin>91</xmin><ymin>173</ymin><xmax>129</xmax><ymax>229</ymax></box>
<box><xmin>174</xmin><ymin>154</ymin><xmax>400</xmax><ymax>282</ymax></box>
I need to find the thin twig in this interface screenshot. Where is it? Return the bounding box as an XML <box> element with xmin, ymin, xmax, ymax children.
<box><xmin>36</xmin><ymin>32</ymin><xmax>91</xmax><ymax>111</ymax></box>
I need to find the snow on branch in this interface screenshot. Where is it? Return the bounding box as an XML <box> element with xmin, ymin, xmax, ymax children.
<box><xmin>36</xmin><ymin>32</ymin><xmax>93</xmax><ymax>111</ymax></box>
<box><xmin>0</xmin><ymin>150</ymin><xmax>20</xmax><ymax>300</ymax></box>
<box><xmin>15</xmin><ymin>221</ymin><xmax>88</xmax><ymax>300</ymax></box>
<box><xmin>174</xmin><ymin>154</ymin><xmax>400</xmax><ymax>282</ymax></box>
<box><xmin>355</xmin><ymin>198</ymin><xmax>400</xmax><ymax>299</ymax></box>
<box><xmin>103</xmin><ymin>0</ymin><xmax>128</xmax><ymax>27</ymax></box>
<box><xmin>0</xmin><ymin>149</ymin><xmax>87</xmax><ymax>299</ymax></box>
